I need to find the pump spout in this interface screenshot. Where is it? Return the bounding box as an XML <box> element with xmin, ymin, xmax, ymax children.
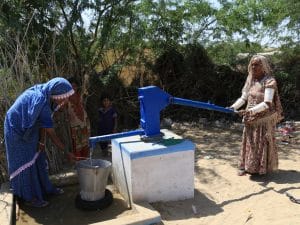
<box><xmin>89</xmin><ymin>129</ymin><xmax>145</xmax><ymax>149</ymax></box>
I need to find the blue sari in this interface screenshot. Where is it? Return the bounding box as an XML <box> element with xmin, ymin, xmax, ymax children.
<box><xmin>4</xmin><ymin>77</ymin><xmax>73</xmax><ymax>202</ymax></box>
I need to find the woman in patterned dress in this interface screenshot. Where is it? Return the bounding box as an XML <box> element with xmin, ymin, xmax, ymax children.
<box><xmin>230</xmin><ymin>55</ymin><xmax>284</xmax><ymax>176</ymax></box>
<box><xmin>67</xmin><ymin>77</ymin><xmax>91</xmax><ymax>160</ymax></box>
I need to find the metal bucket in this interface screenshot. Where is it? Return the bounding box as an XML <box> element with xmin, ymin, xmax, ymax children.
<box><xmin>76</xmin><ymin>159</ymin><xmax>111</xmax><ymax>201</ymax></box>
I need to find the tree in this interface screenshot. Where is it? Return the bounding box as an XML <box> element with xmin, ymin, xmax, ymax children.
<box><xmin>213</xmin><ymin>0</ymin><xmax>300</xmax><ymax>47</ymax></box>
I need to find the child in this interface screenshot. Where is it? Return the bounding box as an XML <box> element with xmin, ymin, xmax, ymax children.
<box><xmin>97</xmin><ymin>95</ymin><xmax>117</xmax><ymax>156</ymax></box>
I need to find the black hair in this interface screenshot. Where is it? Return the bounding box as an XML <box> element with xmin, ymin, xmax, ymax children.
<box><xmin>67</xmin><ymin>76</ymin><xmax>80</xmax><ymax>86</ymax></box>
<box><xmin>101</xmin><ymin>94</ymin><xmax>111</xmax><ymax>101</ymax></box>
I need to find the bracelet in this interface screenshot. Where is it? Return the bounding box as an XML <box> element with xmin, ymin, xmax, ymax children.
<box><xmin>39</xmin><ymin>142</ymin><xmax>45</xmax><ymax>146</ymax></box>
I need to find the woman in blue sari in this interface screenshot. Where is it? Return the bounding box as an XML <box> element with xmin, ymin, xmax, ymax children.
<box><xmin>4</xmin><ymin>77</ymin><xmax>74</xmax><ymax>207</ymax></box>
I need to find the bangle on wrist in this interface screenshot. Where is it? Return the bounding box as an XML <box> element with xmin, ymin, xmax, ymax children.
<box><xmin>39</xmin><ymin>142</ymin><xmax>45</xmax><ymax>146</ymax></box>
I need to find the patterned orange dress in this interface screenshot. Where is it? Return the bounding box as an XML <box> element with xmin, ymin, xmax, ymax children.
<box><xmin>67</xmin><ymin>92</ymin><xmax>90</xmax><ymax>160</ymax></box>
<box><xmin>239</xmin><ymin>75</ymin><xmax>283</xmax><ymax>174</ymax></box>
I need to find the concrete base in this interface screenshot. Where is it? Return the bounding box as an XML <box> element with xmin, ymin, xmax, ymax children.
<box><xmin>90</xmin><ymin>202</ymin><xmax>161</xmax><ymax>225</ymax></box>
<box><xmin>0</xmin><ymin>171</ymin><xmax>79</xmax><ymax>225</ymax></box>
<box><xmin>112</xmin><ymin>129</ymin><xmax>195</xmax><ymax>204</ymax></box>
<box><xmin>1</xmin><ymin>171</ymin><xmax>162</xmax><ymax>225</ymax></box>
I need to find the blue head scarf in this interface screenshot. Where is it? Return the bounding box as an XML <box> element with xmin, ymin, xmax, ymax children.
<box><xmin>40</xmin><ymin>77</ymin><xmax>75</xmax><ymax>100</ymax></box>
<box><xmin>7</xmin><ymin>77</ymin><xmax>74</xmax><ymax>133</ymax></box>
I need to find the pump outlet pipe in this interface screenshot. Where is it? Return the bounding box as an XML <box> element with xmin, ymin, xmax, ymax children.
<box><xmin>89</xmin><ymin>129</ymin><xmax>145</xmax><ymax>149</ymax></box>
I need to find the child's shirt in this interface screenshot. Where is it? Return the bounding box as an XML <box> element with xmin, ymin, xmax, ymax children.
<box><xmin>97</xmin><ymin>106</ymin><xmax>117</xmax><ymax>135</ymax></box>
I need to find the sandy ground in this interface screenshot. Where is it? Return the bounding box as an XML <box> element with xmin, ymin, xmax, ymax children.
<box><xmin>152</xmin><ymin>121</ymin><xmax>300</xmax><ymax>225</ymax></box>
<box><xmin>17</xmin><ymin>121</ymin><xmax>300</xmax><ymax>225</ymax></box>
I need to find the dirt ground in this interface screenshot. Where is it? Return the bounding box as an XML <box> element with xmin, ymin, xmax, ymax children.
<box><xmin>152</xmin><ymin>121</ymin><xmax>300</xmax><ymax>225</ymax></box>
<box><xmin>17</xmin><ymin>121</ymin><xmax>300</xmax><ymax>225</ymax></box>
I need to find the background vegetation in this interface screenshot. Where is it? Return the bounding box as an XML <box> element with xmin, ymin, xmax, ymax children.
<box><xmin>0</xmin><ymin>0</ymin><xmax>299</xmax><ymax>182</ymax></box>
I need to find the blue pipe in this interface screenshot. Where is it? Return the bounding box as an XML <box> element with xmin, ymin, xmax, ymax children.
<box><xmin>89</xmin><ymin>129</ymin><xmax>145</xmax><ymax>148</ymax></box>
<box><xmin>171</xmin><ymin>97</ymin><xmax>234</xmax><ymax>114</ymax></box>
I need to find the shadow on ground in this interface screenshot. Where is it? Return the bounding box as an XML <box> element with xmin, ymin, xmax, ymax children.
<box><xmin>250</xmin><ymin>169</ymin><xmax>300</xmax><ymax>193</ymax></box>
<box><xmin>151</xmin><ymin>189</ymin><xmax>223</xmax><ymax>222</ymax></box>
<box><xmin>17</xmin><ymin>184</ymin><xmax>133</xmax><ymax>225</ymax></box>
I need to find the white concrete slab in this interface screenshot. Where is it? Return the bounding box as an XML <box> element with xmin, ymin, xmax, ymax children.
<box><xmin>112</xmin><ymin>129</ymin><xmax>195</xmax><ymax>204</ymax></box>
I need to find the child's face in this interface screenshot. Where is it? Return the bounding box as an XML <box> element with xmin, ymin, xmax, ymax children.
<box><xmin>102</xmin><ymin>98</ymin><xmax>111</xmax><ymax>108</ymax></box>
